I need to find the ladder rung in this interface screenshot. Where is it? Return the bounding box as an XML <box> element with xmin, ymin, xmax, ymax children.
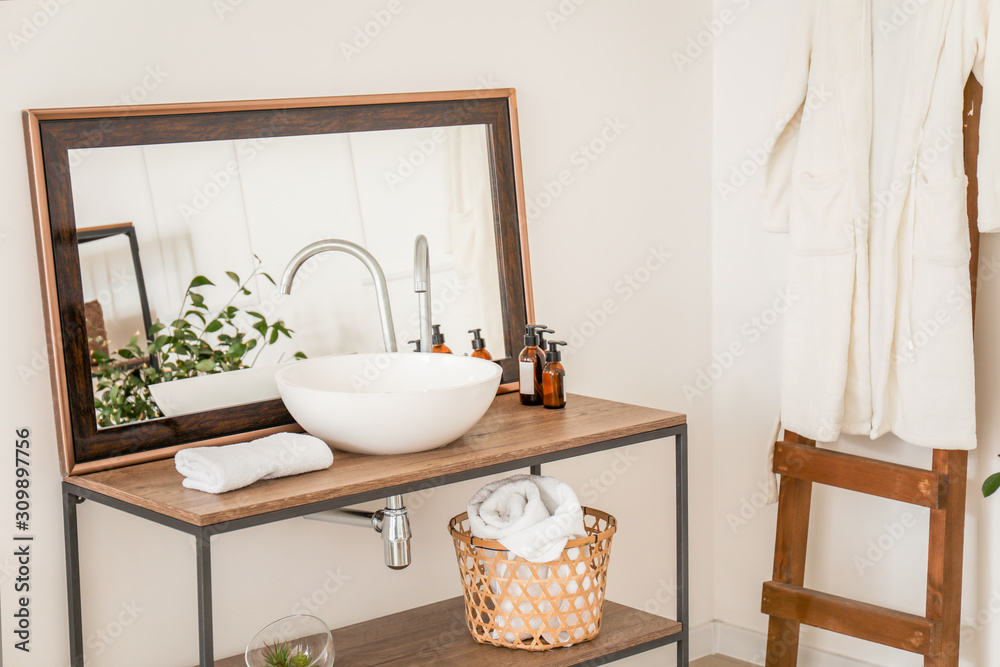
<box><xmin>773</xmin><ymin>441</ymin><xmax>946</xmax><ymax>509</ymax></box>
<box><xmin>761</xmin><ymin>581</ymin><xmax>940</xmax><ymax>655</ymax></box>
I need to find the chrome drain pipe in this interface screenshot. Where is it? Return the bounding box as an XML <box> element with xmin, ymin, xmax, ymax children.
<box><xmin>304</xmin><ymin>494</ymin><xmax>411</xmax><ymax>569</ymax></box>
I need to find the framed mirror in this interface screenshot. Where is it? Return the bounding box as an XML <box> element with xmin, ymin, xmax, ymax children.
<box><xmin>25</xmin><ymin>89</ymin><xmax>533</xmax><ymax>475</ymax></box>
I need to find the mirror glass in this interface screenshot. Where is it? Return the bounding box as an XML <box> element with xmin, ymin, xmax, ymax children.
<box><xmin>70</xmin><ymin>126</ymin><xmax>504</xmax><ymax>426</ymax></box>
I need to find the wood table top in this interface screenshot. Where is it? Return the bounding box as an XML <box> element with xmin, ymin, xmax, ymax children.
<box><xmin>65</xmin><ymin>393</ymin><xmax>685</xmax><ymax>527</ymax></box>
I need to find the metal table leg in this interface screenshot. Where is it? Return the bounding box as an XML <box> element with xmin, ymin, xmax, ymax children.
<box><xmin>676</xmin><ymin>426</ymin><xmax>689</xmax><ymax>666</ymax></box>
<box><xmin>63</xmin><ymin>486</ymin><xmax>84</xmax><ymax>667</ymax></box>
<box><xmin>196</xmin><ymin>527</ymin><xmax>214</xmax><ymax>666</ymax></box>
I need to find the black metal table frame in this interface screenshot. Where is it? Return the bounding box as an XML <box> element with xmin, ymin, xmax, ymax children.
<box><xmin>63</xmin><ymin>424</ymin><xmax>688</xmax><ymax>667</ymax></box>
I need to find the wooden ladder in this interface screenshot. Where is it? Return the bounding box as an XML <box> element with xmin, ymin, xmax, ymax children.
<box><xmin>760</xmin><ymin>77</ymin><xmax>983</xmax><ymax>667</ymax></box>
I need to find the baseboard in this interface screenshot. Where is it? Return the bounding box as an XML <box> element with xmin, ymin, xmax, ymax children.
<box><xmin>689</xmin><ymin>621</ymin><xmax>716</xmax><ymax>658</ymax></box>
<box><xmin>689</xmin><ymin>621</ymin><xmax>880</xmax><ymax>667</ymax></box>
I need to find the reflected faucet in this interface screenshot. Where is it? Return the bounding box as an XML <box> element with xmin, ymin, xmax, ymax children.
<box><xmin>413</xmin><ymin>235</ymin><xmax>432</xmax><ymax>353</ymax></box>
<box><xmin>281</xmin><ymin>238</ymin><xmax>411</xmax><ymax>569</ymax></box>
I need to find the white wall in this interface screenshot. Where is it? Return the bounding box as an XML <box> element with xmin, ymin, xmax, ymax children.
<box><xmin>712</xmin><ymin>0</ymin><xmax>1000</xmax><ymax>665</ymax></box>
<box><xmin>0</xmin><ymin>1</ymin><xmax>713</xmax><ymax>665</ymax></box>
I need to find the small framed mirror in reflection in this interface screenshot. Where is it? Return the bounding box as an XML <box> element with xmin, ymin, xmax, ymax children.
<box><xmin>25</xmin><ymin>90</ymin><xmax>533</xmax><ymax>475</ymax></box>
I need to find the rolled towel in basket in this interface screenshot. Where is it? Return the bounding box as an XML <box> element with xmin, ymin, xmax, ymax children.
<box><xmin>467</xmin><ymin>474</ymin><xmax>585</xmax><ymax>562</ymax></box>
<box><xmin>175</xmin><ymin>432</ymin><xmax>333</xmax><ymax>494</ymax></box>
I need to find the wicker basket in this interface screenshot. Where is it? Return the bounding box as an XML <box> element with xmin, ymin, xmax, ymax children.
<box><xmin>448</xmin><ymin>507</ymin><xmax>616</xmax><ymax>650</ymax></box>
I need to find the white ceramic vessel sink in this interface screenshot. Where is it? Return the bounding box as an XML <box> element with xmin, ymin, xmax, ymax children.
<box><xmin>274</xmin><ymin>352</ymin><xmax>502</xmax><ymax>455</ymax></box>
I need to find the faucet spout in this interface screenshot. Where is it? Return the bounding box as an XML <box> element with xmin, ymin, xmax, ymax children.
<box><xmin>414</xmin><ymin>235</ymin><xmax>432</xmax><ymax>353</ymax></box>
<box><xmin>280</xmin><ymin>239</ymin><xmax>397</xmax><ymax>353</ymax></box>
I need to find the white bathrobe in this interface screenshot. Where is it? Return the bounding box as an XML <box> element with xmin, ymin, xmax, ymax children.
<box><xmin>765</xmin><ymin>0</ymin><xmax>1000</xmax><ymax>449</ymax></box>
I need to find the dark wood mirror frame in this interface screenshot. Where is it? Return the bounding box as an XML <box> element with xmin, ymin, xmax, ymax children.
<box><xmin>24</xmin><ymin>89</ymin><xmax>534</xmax><ymax>476</ymax></box>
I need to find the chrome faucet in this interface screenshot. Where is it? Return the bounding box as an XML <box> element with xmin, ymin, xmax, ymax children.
<box><xmin>280</xmin><ymin>239</ymin><xmax>397</xmax><ymax>353</ymax></box>
<box><xmin>281</xmin><ymin>238</ymin><xmax>411</xmax><ymax>569</ymax></box>
<box><xmin>413</xmin><ymin>235</ymin><xmax>432</xmax><ymax>353</ymax></box>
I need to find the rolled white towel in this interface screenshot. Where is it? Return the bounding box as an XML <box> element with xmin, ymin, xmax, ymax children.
<box><xmin>175</xmin><ymin>432</ymin><xmax>333</xmax><ymax>494</ymax></box>
<box><xmin>468</xmin><ymin>474</ymin><xmax>585</xmax><ymax>563</ymax></box>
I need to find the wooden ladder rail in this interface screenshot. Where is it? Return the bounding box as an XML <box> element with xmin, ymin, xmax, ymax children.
<box><xmin>761</xmin><ymin>76</ymin><xmax>982</xmax><ymax>666</ymax></box>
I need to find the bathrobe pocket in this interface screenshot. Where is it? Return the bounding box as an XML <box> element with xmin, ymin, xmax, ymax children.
<box><xmin>789</xmin><ymin>171</ymin><xmax>853</xmax><ymax>255</ymax></box>
<box><xmin>913</xmin><ymin>174</ymin><xmax>971</xmax><ymax>266</ymax></box>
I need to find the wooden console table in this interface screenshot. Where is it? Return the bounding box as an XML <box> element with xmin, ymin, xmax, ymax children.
<box><xmin>62</xmin><ymin>393</ymin><xmax>689</xmax><ymax>666</ymax></box>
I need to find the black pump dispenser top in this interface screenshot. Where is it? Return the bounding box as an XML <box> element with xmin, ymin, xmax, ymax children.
<box><xmin>468</xmin><ymin>328</ymin><xmax>487</xmax><ymax>350</ymax></box>
<box><xmin>523</xmin><ymin>323</ymin><xmax>547</xmax><ymax>347</ymax></box>
<box><xmin>408</xmin><ymin>339</ymin><xmax>421</xmax><ymax>352</ymax></box>
<box><xmin>546</xmin><ymin>340</ymin><xmax>567</xmax><ymax>363</ymax></box>
<box><xmin>536</xmin><ymin>328</ymin><xmax>555</xmax><ymax>352</ymax></box>
<box><xmin>431</xmin><ymin>324</ymin><xmax>446</xmax><ymax>346</ymax></box>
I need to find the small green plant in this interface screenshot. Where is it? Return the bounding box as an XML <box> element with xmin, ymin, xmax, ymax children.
<box><xmin>90</xmin><ymin>333</ymin><xmax>163</xmax><ymax>426</ymax></box>
<box><xmin>261</xmin><ymin>641</ymin><xmax>310</xmax><ymax>667</ymax></box>
<box><xmin>984</xmin><ymin>461</ymin><xmax>1000</xmax><ymax>498</ymax></box>
<box><xmin>90</xmin><ymin>259</ymin><xmax>305</xmax><ymax>427</ymax></box>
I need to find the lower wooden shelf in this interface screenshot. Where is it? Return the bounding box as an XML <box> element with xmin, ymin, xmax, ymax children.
<box><xmin>211</xmin><ymin>596</ymin><xmax>682</xmax><ymax>666</ymax></box>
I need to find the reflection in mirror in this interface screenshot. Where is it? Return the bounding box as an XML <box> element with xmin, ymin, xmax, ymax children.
<box><xmin>71</xmin><ymin>125</ymin><xmax>504</xmax><ymax>426</ymax></box>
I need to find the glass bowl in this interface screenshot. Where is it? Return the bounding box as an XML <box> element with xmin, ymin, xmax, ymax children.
<box><xmin>245</xmin><ymin>614</ymin><xmax>334</xmax><ymax>667</ymax></box>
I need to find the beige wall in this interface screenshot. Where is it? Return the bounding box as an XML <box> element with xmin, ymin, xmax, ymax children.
<box><xmin>0</xmin><ymin>1</ymin><xmax>713</xmax><ymax>665</ymax></box>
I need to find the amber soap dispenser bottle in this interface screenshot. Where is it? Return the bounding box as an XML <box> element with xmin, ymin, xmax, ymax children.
<box><xmin>536</xmin><ymin>327</ymin><xmax>554</xmax><ymax>354</ymax></box>
<box><xmin>431</xmin><ymin>324</ymin><xmax>452</xmax><ymax>354</ymax></box>
<box><xmin>468</xmin><ymin>328</ymin><xmax>492</xmax><ymax>360</ymax></box>
<box><xmin>542</xmin><ymin>340</ymin><xmax>567</xmax><ymax>409</ymax></box>
<box><xmin>518</xmin><ymin>324</ymin><xmax>547</xmax><ymax>405</ymax></box>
